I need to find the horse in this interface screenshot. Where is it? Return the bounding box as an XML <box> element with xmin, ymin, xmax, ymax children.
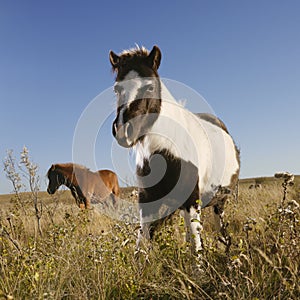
<box><xmin>47</xmin><ymin>163</ymin><xmax>120</xmax><ymax>209</ymax></box>
<box><xmin>109</xmin><ymin>45</ymin><xmax>240</xmax><ymax>253</ymax></box>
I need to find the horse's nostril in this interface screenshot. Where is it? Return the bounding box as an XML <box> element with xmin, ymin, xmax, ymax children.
<box><xmin>112</xmin><ymin>122</ymin><xmax>117</xmax><ymax>137</ymax></box>
<box><xmin>113</xmin><ymin>121</ymin><xmax>134</xmax><ymax>147</ymax></box>
<box><xmin>125</xmin><ymin>122</ymin><xmax>133</xmax><ymax>139</ymax></box>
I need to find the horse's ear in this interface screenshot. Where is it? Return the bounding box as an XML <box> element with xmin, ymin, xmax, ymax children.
<box><xmin>47</xmin><ymin>164</ymin><xmax>55</xmax><ymax>177</ymax></box>
<box><xmin>147</xmin><ymin>45</ymin><xmax>161</xmax><ymax>70</ymax></box>
<box><xmin>109</xmin><ymin>50</ymin><xmax>120</xmax><ymax>70</ymax></box>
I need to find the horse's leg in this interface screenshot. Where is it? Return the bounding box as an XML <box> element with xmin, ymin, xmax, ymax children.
<box><xmin>71</xmin><ymin>188</ymin><xmax>83</xmax><ymax>209</ymax></box>
<box><xmin>213</xmin><ymin>196</ymin><xmax>231</xmax><ymax>252</ymax></box>
<box><xmin>181</xmin><ymin>209</ymin><xmax>192</xmax><ymax>244</ymax></box>
<box><xmin>183</xmin><ymin>205</ymin><xmax>203</xmax><ymax>253</ymax></box>
<box><xmin>78</xmin><ymin>196</ymin><xmax>86</xmax><ymax>210</ymax></box>
<box><xmin>136</xmin><ymin>217</ymin><xmax>151</xmax><ymax>251</ymax></box>
<box><xmin>213</xmin><ymin>201</ymin><xmax>224</xmax><ymax>232</ymax></box>
<box><xmin>136</xmin><ymin>198</ymin><xmax>152</xmax><ymax>249</ymax></box>
<box><xmin>84</xmin><ymin>195</ymin><xmax>91</xmax><ymax>209</ymax></box>
<box><xmin>136</xmin><ymin>214</ymin><xmax>168</xmax><ymax>252</ymax></box>
<box><xmin>136</xmin><ymin>197</ymin><xmax>163</xmax><ymax>251</ymax></box>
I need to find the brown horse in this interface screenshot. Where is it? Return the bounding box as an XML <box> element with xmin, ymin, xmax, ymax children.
<box><xmin>47</xmin><ymin>163</ymin><xmax>120</xmax><ymax>209</ymax></box>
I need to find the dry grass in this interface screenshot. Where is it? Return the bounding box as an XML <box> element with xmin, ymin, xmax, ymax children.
<box><xmin>0</xmin><ymin>176</ymin><xmax>299</xmax><ymax>299</ymax></box>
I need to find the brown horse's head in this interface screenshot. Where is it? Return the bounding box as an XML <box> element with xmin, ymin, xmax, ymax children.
<box><xmin>47</xmin><ymin>164</ymin><xmax>65</xmax><ymax>194</ymax></box>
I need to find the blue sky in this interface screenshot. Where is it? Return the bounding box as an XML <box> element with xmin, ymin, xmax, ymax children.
<box><xmin>1</xmin><ymin>0</ymin><xmax>300</xmax><ymax>194</ymax></box>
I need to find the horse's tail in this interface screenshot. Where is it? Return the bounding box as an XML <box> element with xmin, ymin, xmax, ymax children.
<box><xmin>112</xmin><ymin>180</ymin><xmax>120</xmax><ymax>197</ymax></box>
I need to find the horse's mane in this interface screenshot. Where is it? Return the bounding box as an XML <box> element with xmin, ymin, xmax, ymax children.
<box><xmin>119</xmin><ymin>45</ymin><xmax>149</xmax><ymax>58</ymax></box>
<box><xmin>47</xmin><ymin>163</ymin><xmax>95</xmax><ymax>189</ymax></box>
<box><xmin>48</xmin><ymin>163</ymin><xmax>91</xmax><ymax>177</ymax></box>
<box><xmin>60</xmin><ymin>163</ymin><xmax>89</xmax><ymax>170</ymax></box>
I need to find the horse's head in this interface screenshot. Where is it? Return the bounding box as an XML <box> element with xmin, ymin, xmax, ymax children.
<box><xmin>110</xmin><ymin>45</ymin><xmax>162</xmax><ymax>148</ymax></box>
<box><xmin>47</xmin><ymin>164</ymin><xmax>63</xmax><ymax>194</ymax></box>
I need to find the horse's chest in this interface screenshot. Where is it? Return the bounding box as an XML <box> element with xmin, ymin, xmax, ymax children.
<box><xmin>136</xmin><ymin>149</ymin><xmax>199</xmax><ymax>205</ymax></box>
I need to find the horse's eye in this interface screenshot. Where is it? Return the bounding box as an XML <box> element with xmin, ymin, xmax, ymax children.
<box><xmin>147</xmin><ymin>85</ymin><xmax>154</xmax><ymax>92</ymax></box>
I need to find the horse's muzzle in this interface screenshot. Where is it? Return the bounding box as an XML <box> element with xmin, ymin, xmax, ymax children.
<box><xmin>112</xmin><ymin>121</ymin><xmax>134</xmax><ymax>148</ymax></box>
<box><xmin>47</xmin><ymin>187</ymin><xmax>54</xmax><ymax>194</ymax></box>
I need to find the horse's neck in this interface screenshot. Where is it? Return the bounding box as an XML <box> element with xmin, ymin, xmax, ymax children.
<box><xmin>160</xmin><ymin>81</ymin><xmax>192</xmax><ymax>124</ymax></box>
<box><xmin>136</xmin><ymin>83</ymin><xmax>207</xmax><ymax>167</ymax></box>
<box><xmin>57</xmin><ymin>165</ymin><xmax>77</xmax><ymax>188</ymax></box>
<box><xmin>155</xmin><ymin>84</ymin><xmax>201</xmax><ymax>151</ymax></box>
<box><xmin>160</xmin><ymin>80</ymin><xmax>177</xmax><ymax>104</ymax></box>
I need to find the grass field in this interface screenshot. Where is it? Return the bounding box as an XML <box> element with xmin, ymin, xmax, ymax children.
<box><xmin>0</xmin><ymin>176</ymin><xmax>299</xmax><ymax>299</ymax></box>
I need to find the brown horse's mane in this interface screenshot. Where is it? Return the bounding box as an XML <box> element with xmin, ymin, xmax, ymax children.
<box><xmin>55</xmin><ymin>162</ymin><xmax>90</xmax><ymax>171</ymax></box>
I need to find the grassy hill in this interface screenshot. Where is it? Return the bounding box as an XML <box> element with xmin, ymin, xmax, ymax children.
<box><xmin>0</xmin><ymin>176</ymin><xmax>299</xmax><ymax>299</ymax></box>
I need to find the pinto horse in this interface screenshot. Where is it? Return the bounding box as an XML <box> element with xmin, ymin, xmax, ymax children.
<box><xmin>109</xmin><ymin>46</ymin><xmax>240</xmax><ymax>252</ymax></box>
<box><xmin>47</xmin><ymin>163</ymin><xmax>120</xmax><ymax>209</ymax></box>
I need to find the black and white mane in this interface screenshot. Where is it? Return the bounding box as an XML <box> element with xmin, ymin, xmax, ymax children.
<box><xmin>110</xmin><ymin>45</ymin><xmax>240</xmax><ymax>252</ymax></box>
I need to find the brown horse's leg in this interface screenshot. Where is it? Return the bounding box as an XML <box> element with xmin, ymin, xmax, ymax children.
<box><xmin>78</xmin><ymin>196</ymin><xmax>86</xmax><ymax>210</ymax></box>
<box><xmin>84</xmin><ymin>196</ymin><xmax>91</xmax><ymax>209</ymax></box>
<box><xmin>71</xmin><ymin>189</ymin><xmax>84</xmax><ymax>209</ymax></box>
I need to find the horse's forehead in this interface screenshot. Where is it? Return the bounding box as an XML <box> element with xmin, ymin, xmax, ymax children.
<box><xmin>123</xmin><ymin>70</ymin><xmax>140</xmax><ymax>81</ymax></box>
<box><xmin>116</xmin><ymin>60</ymin><xmax>157</xmax><ymax>81</ymax></box>
<box><xmin>117</xmin><ymin>71</ymin><xmax>153</xmax><ymax>87</ymax></box>
<box><xmin>115</xmin><ymin>71</ymin><xmax>154</xmax><ymax>107</ymax></box>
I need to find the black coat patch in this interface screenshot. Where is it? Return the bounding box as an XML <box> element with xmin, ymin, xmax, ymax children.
<box><xmin>137</xmin><ymin>149</ymin><xmax>199</xmax><ymax>220</ymax></box>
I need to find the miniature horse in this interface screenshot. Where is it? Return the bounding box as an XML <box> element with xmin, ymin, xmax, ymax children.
<box><xmin>109</xmin><ymin>45</ymin><xmax>240</xmax><ymax>252</ymax></box>
<box><xmin>47</xmin><ymin>163</ymin><xmax>120</xmax><ymax>209</ymax></box>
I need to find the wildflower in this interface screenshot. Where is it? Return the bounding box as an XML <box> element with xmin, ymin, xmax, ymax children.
<box><xmin>274</xmin><ymin>172</ymin><xmax>294</xmax><ymax>186</ymax></box>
